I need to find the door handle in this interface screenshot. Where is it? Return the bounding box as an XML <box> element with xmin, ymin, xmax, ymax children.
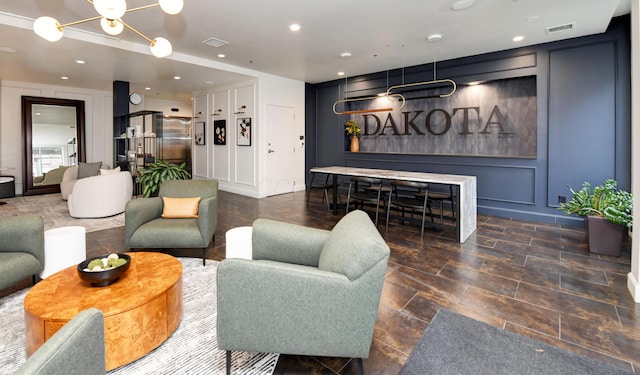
<box><xmin>268</xmin><ymin>149</ymin><xmax>275</xmax><ymax>153</ymax></box>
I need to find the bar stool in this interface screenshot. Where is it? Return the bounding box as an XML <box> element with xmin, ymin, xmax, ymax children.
<box><xmin>385</xmin><ymin>180</ymin><xmax>430</xmax><ymax>239</ymax></box>
<box><xmin>427</xmin><ymin>184</ymin><xmax>456</xmax><ymax>224</ymax></box>
<box><xmin>346</xmin><ymin>176</ymin><xmax>384</xmax><ymax>225</ymax></box>
<box><xmin>306</xmin><ymin>173</ymin><xmax>339</xmax><ymax>210</ymax></box>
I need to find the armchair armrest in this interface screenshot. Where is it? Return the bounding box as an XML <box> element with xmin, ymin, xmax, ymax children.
<box><xmin>197</xmin><ymin>196</ymin><xmax>218</xmax><ymax>245</ymax></box>
<box><xmin>61</xmin><ymin>165</ymin><xmax>79</xmax><ymax>183</ymax></box>
<box><xmin>0</xmin><ymin>215</ymin><xmax>44</xmax><ymax>264</ymax></box>
<box><xmin>124</xmin><ymin>197</ymin><xmax>163</xmax><ymax>247</ymax></box>
<box><xmin>217</xmin><ymin>258</ymin><xmax>385</xmax><ymax>357</ymax></box>
<box><xmin>15</xmin><ymin>308</ymin><xmax>105</xmax><ymax>375</ymax></box>
<box><xmin>252</xmin><ymin>218</ymin><xmax>330</xmax><ymax>267</ymax></box>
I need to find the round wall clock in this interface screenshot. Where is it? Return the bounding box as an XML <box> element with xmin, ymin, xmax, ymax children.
<box><xmin>129</xmin><ymin>93</ymin><xmax>143</xmax><ymax>105</ymax></box>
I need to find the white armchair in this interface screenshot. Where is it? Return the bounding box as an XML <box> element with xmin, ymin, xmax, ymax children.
<box><xmin>67</xmin><ymin>172</ymin><xmax>133</xmax><ymax>218</ymax></box>
<box><xmin>61</xmin><ymin>163</ymin><xmax>110</xmax><ymax>200</ymax></box>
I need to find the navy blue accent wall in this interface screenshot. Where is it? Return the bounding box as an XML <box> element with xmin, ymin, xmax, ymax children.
<box><xmin>306</xmin><ymin>17</ymin><xmax>630</xmax><ymax>227</ymax></box>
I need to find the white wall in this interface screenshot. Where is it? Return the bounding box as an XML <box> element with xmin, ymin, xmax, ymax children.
<box><xmin>256</xmin><ymin>74</ymin><xmax>306</xmax><ymax>197</ymax></box>
<box><xmin>0</xmin><ymin>80</ymin><xmax>112</xmax><ymax>194</ymax></box>
<box><xmin>0</xmin><ymin>72</ymin><xmax>305</xmax><ymax>199</ymax></box>
<box><xmin>192</xmin><ymin>73</ymin><xmax>305</xmax><ymax>198</ymax></box>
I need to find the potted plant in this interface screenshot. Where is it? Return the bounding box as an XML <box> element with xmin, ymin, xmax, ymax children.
<box><xmin>345</xmin><ymin>120</ymin><xmax>362</xmax><ymax>152</ymax></box>
<box><xmin>559</xmin><ymin>179</ymin><xmax>632</xmax><ymax>256</ymax></box>
<box><xmin>138</xmin><ymin>160</ymin><xmax>191</xmax><ymax>197</ymax></box>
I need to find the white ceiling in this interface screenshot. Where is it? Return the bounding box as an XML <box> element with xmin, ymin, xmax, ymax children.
<box><xmin>0</xmin><ymin>0</ymin><xmax>632</xmax><ymax>102</ymax></box>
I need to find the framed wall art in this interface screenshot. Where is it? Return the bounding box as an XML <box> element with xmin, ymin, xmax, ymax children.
<box><xmin>237</xmin><ymin>118</ymin><xmax>251</xmax><ymax>146</ymax></box>
<box><xmin>214</xmin><ymin>120</ymin><xmax>226</xmax><ymax>145</ymax></box>
<box><xmin>194</xmin><ymin>121</ymin><xmax>205</xmax><ymax>145</ymax></box>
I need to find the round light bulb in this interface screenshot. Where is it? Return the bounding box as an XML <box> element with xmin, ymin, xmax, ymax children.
<box><xmin>159</xmin><ymin>0</ymin><xmax>184</xmax><ymax>15</ymax></box>
<box><xmin>34</xmin><ymin>16</ymin><xmax>63</xmax><ymax>42</ymax></box>
<box><xmin>150</xmin><ymin>37</ymin><xmax>172</xmax><ymax>58</ymax></box>
<box><xmin>94</xmin><ymin>0</ymin><xmax>127</xmax><ymax>19</ymax></box>
<box><xmin>100</xmin><ymin>18</ymin><xmax>124</xmax><ymax>35</ymax></box>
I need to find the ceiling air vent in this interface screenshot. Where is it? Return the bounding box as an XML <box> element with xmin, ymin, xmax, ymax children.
<box><xmin>201</xmin><ymin>37</ymin><xmax>229</xmax><ymax>48</ymax></box>
<box><xmin>546</xmin><ymin>22</ymin><xmax>575</xmax><ymax>34</ymax></box>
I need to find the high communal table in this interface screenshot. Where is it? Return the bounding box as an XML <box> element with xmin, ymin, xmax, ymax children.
<box><xmin>310</xmin><ymin>166</ymin><xmax>477</xmax><ymax>243</ymax></box>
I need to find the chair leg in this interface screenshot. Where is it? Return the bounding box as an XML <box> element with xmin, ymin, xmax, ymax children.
<box><xmin>385</xmin><ymin>202</ymin><xmax>391</xmax><ymax>235</ymax></box>
<box><xmin>323</xmin><ymin>188</ymin><xmax>330</xmax><ymax>211</ymax></box>
<box><xmin>357</xmin><ymin>358</ymin><xmax>365</xmax><ymax>375</ymax></box>
<box><xmin>420</xmin><ymin>208</ymin><xmax>426</xmax><ymax>240</ymax></box>
<box><xmin>202</xmin><ymin>248</ymin><xmax>206</xmax><ymax>266</ymax></box>
<box><xmin>226</xmin><ymin>350</ymin><xmax>231</xmax><ymax>375</ymax></box>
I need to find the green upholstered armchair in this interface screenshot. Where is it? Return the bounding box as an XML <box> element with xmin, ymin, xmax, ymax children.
<box><xmin>0</xmin><ymin>214</ymin><xmax>44</xmax><ymax>290</ymax></box>
<box><xmin>124</xmin><ymin>179</ymin><xmax>218</xmax><ymax>265</ymax></box>
<box><xmin>216</xmin><ymin>210</ymin><xmax>390</xmax><ymax>374</ymax></box>
<box><xmin>15</xmin><ymin>308</ymin><xmax>105</xmax><ymax>375</ymax></box>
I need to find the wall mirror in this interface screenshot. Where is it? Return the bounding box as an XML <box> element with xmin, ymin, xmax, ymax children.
<box><xmin>22</xmin><ymin>96</ymin><xmax>85</xmax><ymax>196</ymax></box>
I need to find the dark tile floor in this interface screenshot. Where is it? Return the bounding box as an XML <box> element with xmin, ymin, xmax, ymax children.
<box><xmin>4</xmin><ymin>190</ymin><xmax>639</xmax><ymax>374</ymax></box>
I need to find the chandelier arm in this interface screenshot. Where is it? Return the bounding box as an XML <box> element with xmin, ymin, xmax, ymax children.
<box><xmin>58</xmin><ymin>15</ymin><xmax>103</xmax><ymax>29</ymax></box>
<box><xmin>125</xmin><ymin>4</ymin><xmax>161</xmax><ymax>13</ymax></box>
<box><xmin>119</xmin><ymin>19</ymin><xmax>154</xmax><ymax>44</ymax></box>
<box><xmin>386</xmin><ymin>79</ymin><xmax>457</xmax><ymax>98</ymax></box>
<box><xmin>332</xmin><ymin>94</ymin><xmax>405</xmax><ymax>115</ymax></box>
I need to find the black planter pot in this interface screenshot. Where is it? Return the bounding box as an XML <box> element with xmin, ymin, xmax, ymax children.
<box><xmin>585</xmin><ymin>215</ymin><xmax>625</xmax><ymax>257</ymax></box>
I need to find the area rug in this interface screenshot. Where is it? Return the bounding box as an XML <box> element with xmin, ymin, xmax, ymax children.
<box><xmin>400</xmin><ymin>309</ymin><xmax>632</xmax><ymax>375</ymax></box>
<box><xmin>0</xmin><ymin>257</ymin><xmax>279</xmax><ymax>375</ymax></box>
<box><xmin>0</xmin><ymin>193</ymin><xmax>124</xmax><ymax>232</ymax></box>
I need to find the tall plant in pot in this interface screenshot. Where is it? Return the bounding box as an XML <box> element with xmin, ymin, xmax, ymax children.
<box><xmin>559</xmin><ymin>179</ymin><xmax>632</xmax><ymax>256</ymax></box>
<box><xmin>138</xmin><ymin>160</ymin><xmax>191</xmax><ymax>197</ymax></box>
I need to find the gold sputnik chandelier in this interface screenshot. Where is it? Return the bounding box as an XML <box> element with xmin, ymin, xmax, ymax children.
<box><xmin>33</xmin><ymin>0</ymin><xmax>184</xmax><ymax>58</ymax></box>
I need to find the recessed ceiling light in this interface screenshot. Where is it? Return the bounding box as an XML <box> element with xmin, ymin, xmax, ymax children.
<box><xmin>205</xmin><ymin>81</ymin><xmax>215</xmax><ymax>85</ymax></box>
<box><xmin>451</xmin><ymin>0</ymin><xmax>474</xmax><ymax>11</ymax></box>
<box><xmin>340</xmin><ymin>52</ymin><xmax>352</xmax><ymax>59</ymax></box>
<box><xmin>217</xmin><ymin>54</ymin><xmax>225</xmax><ymax>58</ymax></box>
<box><xmin>174</xmin><ymin>76</ymin><xmax>181</xmax><ymax>80</ymax></box>
<box><xmin>512</xmin><ymin>35</ymin><xmax>525</xmax><ymax>42</ymax></box>
<box><xmin>75</xmin><ymin>60</ymin><xmax>85</xmax><ymax>64</ymax></box>
<box><xmin>525</xmin><ymin>15</ymin><xmax>540</xmax><ymax>22</ymax></box>
<box><xmin>337</xmin><ymin>72</ymin><xmax>345</xmax><ymax>76</ymax></box>
<box><xmin>289</xmin><ymin>23</ymin><xmax>301</xmax><ymax>32</ymax></box>
<box><xmin>427</xmin><ymin>34</ymin><xmax>443</xmax><ymax>42</ymax></box>
<box><xmin>61</xmin><ymin>76</ymin><xmax>69</xmax><ymax>80</ymax></box>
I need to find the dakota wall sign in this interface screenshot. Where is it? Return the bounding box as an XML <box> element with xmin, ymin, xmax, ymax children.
<box><xmin>349</xmin><ymin>76</ymin><xmax>537</xmax><ymax>158</ymax></box>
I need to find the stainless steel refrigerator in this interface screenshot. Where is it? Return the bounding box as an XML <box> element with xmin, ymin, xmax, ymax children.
<box><xmin>158</xmin><ymin>116</ymin><xmax>192</xmax><ymax>175</ymax></box>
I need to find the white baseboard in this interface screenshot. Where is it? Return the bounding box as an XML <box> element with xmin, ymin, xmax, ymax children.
<box><xmin>627</xmin><ymin>272</ymin><xmax>640</xmax><ymax>303</ymax></box>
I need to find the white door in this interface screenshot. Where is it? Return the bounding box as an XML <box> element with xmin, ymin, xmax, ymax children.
<box><xmin>266</xmin><ymin>105</ymin><xmax>296</xmax><ymax>196</ymax></box>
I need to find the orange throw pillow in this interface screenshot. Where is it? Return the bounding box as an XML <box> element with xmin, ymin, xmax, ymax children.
<box><xmin>161</xmin><ymin>197</ymin><xmax>201</xmax><ymax>218</ymax></box>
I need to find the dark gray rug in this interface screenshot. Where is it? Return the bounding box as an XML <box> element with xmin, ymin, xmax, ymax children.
<box><xmin>400</xmin><ymin>309</ymin><xmax>633</xmax><ymax>375</ymax></box>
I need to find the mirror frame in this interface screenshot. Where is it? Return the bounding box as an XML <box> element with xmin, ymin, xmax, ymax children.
<box><xmin>22</xmin><ymin>96</ymin><xmax>86</xmax><ymax>196</ymax></box>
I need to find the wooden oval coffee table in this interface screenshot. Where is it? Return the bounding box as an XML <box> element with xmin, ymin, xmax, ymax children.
<box><xmin>24</xmin><ymin>252</ymin><xmax>183</xmax><ymax>370</ymax></box>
